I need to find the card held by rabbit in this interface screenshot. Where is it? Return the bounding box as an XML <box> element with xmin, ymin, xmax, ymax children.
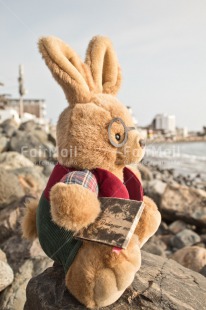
<box><xmin>22</xmin><ymin>35</ymin><xmax>161</xmax><ymax>309</ymax></box>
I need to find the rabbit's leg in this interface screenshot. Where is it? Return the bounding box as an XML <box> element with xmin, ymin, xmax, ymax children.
<box><xmin>135</xmin><ymin>195</ymin><xmax>161</xmax><ymax>248</ymax></box>
<box><xmin>94</xmin><ymin>250</ymin><xmax>141</xmax><ymax>308</ymax></box>
<box><xmin>66</xmin><ymin>242</ymin><xmax>141</xmax><ymax>308</ymax></box>
<box><xmin>50</xmin><ymin>183</ymin><xmax>100</xmax><ymax>231</ymax></box>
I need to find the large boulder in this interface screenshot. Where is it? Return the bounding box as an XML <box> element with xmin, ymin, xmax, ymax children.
<box><xmin>24</xmin><ymin>251</ymin><xmax>206</xmax><ymax>310</ymax></box>
<box><xmin>144</xmin><ymin>179</ymin><xmax>167</xmax><ymax>205</ymax></box>
<box><xmin>9</xmin><ymin>130</ymin><xmax>54</xmax><ymax>163</ymax></box>
<box><xmin>0</xmin><ymin>260</ymin><xmax>14</xmax><ymax>292</ymax></box>
<box><xmin>171</xmin><ymin>229</ymin><xmax>201</xmax><ymax>249</ymax></box>
<box><xmin>0</xmin><ymin>236</ymin><xmax>52</xmax><ymax>310</ymax></box>
<box><xmin>0</xmin><ymin>118</ymin><xmax>19</xmax><ymax>138</ymax></box>
<box><xmin>171</xmin><ymin>246</ymin><xmax>206</xmax><ymax>273</ymax></box>
<box><xmin>12</xmin><ymin>166</ymin><xmax>47</xmax><ymax>197</ymax></box>
<box><xmin>0</xmin><ymin>168</ymin><xmax>25</xmax><ymax>209</ymax></box>
<box><xmin>161</xmin><ymin>183</ymin><xmax>206</xmax><ymax>227</ymax></box>
<box><xmin>0</xmin><ymin>136</ymin><xmax>9</xmax><ymax>153</ymax></box>
<box><xmin>0</xmin><ymin>152</ymin><xmax>34</xmax><ymax>170</ymax></box>
<box><xmin>0</xmin><ymin>198</ymin><xmax>24</xmax><ymax>244</ymax></box>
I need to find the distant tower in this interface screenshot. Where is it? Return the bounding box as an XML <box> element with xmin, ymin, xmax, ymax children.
<box><xmin>18</xmin><ymin>65</ymin><xmax>26</xmax><ymax>118</ymax></box>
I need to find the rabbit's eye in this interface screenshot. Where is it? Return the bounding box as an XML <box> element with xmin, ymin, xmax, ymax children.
<box><xmin>115</xmin><ymin>133</ymin><xmax>121</xmax><ymax>141</ymax></box>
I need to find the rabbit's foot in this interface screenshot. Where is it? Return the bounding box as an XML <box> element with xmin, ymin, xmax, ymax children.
<box><xmin>135</xmin><ymin>195</ymin><xmax>161</xmax><ymax>248</ymax></box>
<box><xmin>50</xmin><ymin>183</ymin><xmax>100</xmax><ymax>231</ymax></box>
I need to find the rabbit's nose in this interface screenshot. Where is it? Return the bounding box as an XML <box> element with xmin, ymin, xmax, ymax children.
<box><xmin>139</xmin><ymin>139</ymin><xmax>146</xmax><ymax>148</ymax></box>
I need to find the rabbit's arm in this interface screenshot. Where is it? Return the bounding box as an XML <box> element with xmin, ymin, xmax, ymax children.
<box><xmin>135</xmin><ymin>196</ymin><xmax>161</xmax><ymax>248</ymax></box>
<box><xmin>50</xmin><ymin>183</ymin><xmax>101</xmax><ymax>231</ymax></box>
<box><xmin>126</xmin><ymin>166</ymin><xmax>161</xmax><ymax>247</ymax></box>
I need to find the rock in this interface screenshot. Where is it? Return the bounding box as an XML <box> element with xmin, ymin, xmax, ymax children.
<box><xmin>0</xmin><ymin>168</ymin><xmax>25</xmax><ymax>209</ymax></box>
<box><xmin>0</xmin><ymin>198</ymin><xmax>24</xmax><ymax>244</ymax></box>
<box><xmin>144</xmin><ymin>179</ymin><xmax>167</xmax><ymax>205</ymax></box>
<box><xmin>19</xmin><ymin>120</ymin><xmax>37</xmax><ymax>131</ymax></box>
<box><xmin>48</xmin><ymin>132</ymin><xmax>56</xmax><ymax>146</ymax></box>
<box><xmin>9</xmin><ymin>130</ymin><xmax>53</xmax><ymax>163</ymax></box>
<box><xmin>0</xmin><ymin>260</ymin><xmax>14</xmax><ymax>292</ymax></box>
<box><xmin>168</xmin><ymin>220</ymin><xmax>187</xmax><ymax>234</ymax></box>
<box><xmin>161</xmin><ymin>183</ymin><xmax>206</xmax><ymax>227</ymax></box>
<box><xmin>0</xmin><ymin>152</ymin><xmax>34</xmax><ymax>170</ymax></box>
<box><xmin>12</xmin><ymin>166</ymin><xmax>47</xmax><ymax>197</ymax></box>
<box><xmin>137</xmin><ymin>163</ymin><xmax>153</xmax><ymax>181</ymax></box>
<box><xmin>0</xmin><ymin>136</ymin><xmax>9</xmax><ymax>153</ymax></box>
<box><xmin>0</xmin><ymin>255</ymin><xmax>52</xmax><ymax>310</ymax></box>
<box><xmin>24</xmin><ymin>251</ymin><xmax>206</xmax><ymax>310</ymax></box>
<box><xmin>1</xmin><ymin>235</ymin><xmax>49</xmax><ymax>273</ymax></box>
<box><xmin>0</xmin><ymin>249</ymin><xmax>7</xmax><ymax>263</ymax></box>
<box><xmin>0</xmin><ymin>118</ymin><xmax>19</xmax><ymax>138</ymax></box>
<box><xmin>142</xmin><ymin>236</ymin><xmax>167</xmax><ymax>257</ymax></box>
<box><xmin>0</xmin><ymin>234</ymin><xmax>52</xmax><ymax>310</ymax></box>
<box><xmin>172</xmin><ymin>246</ymin><xmax>206</xmax><ymax>272</ymax></box>
<box><xmin>200</xmin><ymin>265</ymin><xmax>206</xmax><ymax>277</ymax></box>
<box><xmin>171</xmin><ymin>229</ymin><xmax>201</xmax><ymax>249</ymax></box>
<box><xmin>39</xmin><ymin>160</ymin><xmax>55</xmax><ymax>177</ymax></box>
<box><xmin>157</xmin><ymin>221</ymin><xmax>168</xmax><ymax>235</ymax></box>
<box><xmin>200</xmin><ymin>234</ymin><xmax>206</xmax><ymax>244</ymax></box>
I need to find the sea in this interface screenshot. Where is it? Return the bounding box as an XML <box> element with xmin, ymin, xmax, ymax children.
<box><xmin>142</xmin><ymin>141</ymin><xmax>206</xmax><ymax>181</ymax></box>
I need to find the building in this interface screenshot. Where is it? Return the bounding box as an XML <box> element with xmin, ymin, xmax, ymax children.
<box><xmin>0</xmin><ymin>93</ymin><xmax>47</xmax><ymax>124</ymax></box>
<box><xmin>4</xmin><ymin>98</ymin><xmax>46</xmax><ymax>119</ymax></box>
<box><xmin>153</xmin><ymin>114</ymin><xmax>176</xmax><ymax>133</ymax></box>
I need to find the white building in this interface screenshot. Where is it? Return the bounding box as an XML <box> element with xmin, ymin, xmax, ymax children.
<box><xmin>154</xmin><ymin>114</ymin><xmax>176</xmax><ymax>133</ymax></box>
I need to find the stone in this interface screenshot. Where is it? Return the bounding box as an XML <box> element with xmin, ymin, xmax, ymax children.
<box><xmin>0</xmin><ymin>136</ymin><xmax>9</xmax><ymax>153</ymax></box>
<box><xmin>0</xmin><ymin>198</ymin><xmax>24</xmax><ymax>244</ymax></box>
<box><xmin>19</xmin><ymin>120</ymin><xmax>37</xmax><ymax>131</ymax></box>
<box><xmin>171</xmin><ymin>246</ymin><xmax>206</xmax><ymax>272</ymax></box>
<box><xmin>0</xmin><ymin>249</ymin><xmax>7</xmax><ymax>263</ymax></box>
<box><xmin>200</xmin><ymin>265</ymin><xmax>206</xmax><ymax>277</ymax></box>
<box><xmin>9</xmin><ymin>130</ymin><xmax>53</xmax><ymax>163</ymax></box>
<box><xmin>1</xmin><ymin>235</ymin><xmax>49</xmax><ymax>273</ymax></box>
<box><xmin>12</xmin><ymin>166</ymin><xmax>47</xmax><ymax>198</ymax></box>
<box><xmin>39</xmin><ymin>160</ymin><xmax>55</xmax><ymax>177</ymax></box>
<box><xmin>0</xmin><ymin>234</ymin><xmax>52</xmax><ymax>310</ymax></box>
<box><xmin>144</xmin><ymin>179</ymin><xmax>167</xmax><ymax>205</ymax></box>
<box><xmin>137</xmin><ymin>163</ymin><xmax>153</xmax><ymax>181</ymax></box>
<box><xmin>168</xmin><ymin>220</ymin><xmax>187</xmax><ymax>234</ymax></box>
<box><xmin>161</xmin><ymin>183</ymin><xmax>206</xmax><ymax>227</ymax></box>
<box><xmin>0</xmin><ymin>152</ymin><xmax>34</xmax><ymax>170</ymax></box>
<box><xmin>200</xmin><ymin>234</ymin><xmax>206</xmax><ymax>244</ymax></box>
<box><xmin>0</xmin><ymin>168</ymin><xmax>25</xmax><ymax>209</ymax></box>
<box><xmin>0</xmin><ymin>255</ymin><xmax>52</xmax><ymax>310</ymax></box>
<box><xmin>0</xmin><ymin>118</ymin><xmax>19</xmax><ymax>138</ymax></box>
<box><xmin>0</xmin><ymin>260</ymin><xmax>14</xmax><ymax>292</ymax></box>
<box><xmin>171</xmin><ymin>229</ymin><xmax>201</xmax><ymax>249</ymax></box>
<box><xmin>23</xmin><ymin>251</ymin><xmax>206</xmax><ymax>310</ymax></box>
<box><xmin>48</xmin><ymin>132</ymin><xmax>56</xmax><ymax>146</ymax></box>
<box><xmin>142</xmin><ymin>236</ymin><xmax>167</xmax><ymax>257</ymax></box>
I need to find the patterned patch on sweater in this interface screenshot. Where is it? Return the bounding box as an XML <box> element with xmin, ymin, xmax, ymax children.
<box><xmin>60</xmin><ymin>170</ymin><xmax>99</xmax><ymax>194</ymax></box>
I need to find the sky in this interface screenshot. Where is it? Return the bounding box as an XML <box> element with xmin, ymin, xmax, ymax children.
<box><xmin>0</xmin><ymin>0</ymin><xmax>206</xmax><ymax>131</ymax></box>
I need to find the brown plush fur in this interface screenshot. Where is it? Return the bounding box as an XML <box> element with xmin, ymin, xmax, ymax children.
<box><xmin>21</xmin><ymin>199</ymin><xmax>38</xmax><ymax>240</ymax></box>
<box><xmin>22</xmin><ymin>35</ymin><xmax>161</xmax><ymax>309</ymax></box>
<box><xmin>50</xmin><ymin>183</ymin><xmax>101</xmax><ymax>231</ymax></box>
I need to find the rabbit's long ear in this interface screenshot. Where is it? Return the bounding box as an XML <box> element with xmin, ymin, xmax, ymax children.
<box><xmin>38</xmin><ymin>36</ymin><xmax>93</xmax><ymax>106</ymax></box>
<box><xmin>85</xmin><ymin>36</ymin><xmax>122</xmax><ymax>95</ymax></box>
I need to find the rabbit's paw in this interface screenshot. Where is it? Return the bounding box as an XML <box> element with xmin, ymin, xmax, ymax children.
<box><xmin>50</xmin><ymin>183</ymin><xmax>101</xmax><ymax>231</ymax></box>
<box><xmin>135</xmin><ymin>195</ymin><xmax>161</xmax><ymax>248</ymax></box>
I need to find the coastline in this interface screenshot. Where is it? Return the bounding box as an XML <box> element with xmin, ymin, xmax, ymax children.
<box><xmin>146</xmin><ymin>136</ymin><xmax>206</xmax><ymax>144</ymax></box>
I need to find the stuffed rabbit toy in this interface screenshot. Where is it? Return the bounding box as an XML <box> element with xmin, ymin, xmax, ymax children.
<box><xmin>22</xmin><ymin>35</ymin><xmax>161</xmax><ymax>309</ymax></box>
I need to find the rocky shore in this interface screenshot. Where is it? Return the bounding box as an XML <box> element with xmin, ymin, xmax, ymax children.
<box><xmin>0</xmin><ymin>118</ymin><xmax>206</xmax><ymax>309</ymax></box>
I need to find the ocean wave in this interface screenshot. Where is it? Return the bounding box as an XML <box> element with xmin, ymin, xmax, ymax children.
<box><xmin>145</xmin><ymin>150</ymin><xmax>206</xmax><ymax>162</ymax></box>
